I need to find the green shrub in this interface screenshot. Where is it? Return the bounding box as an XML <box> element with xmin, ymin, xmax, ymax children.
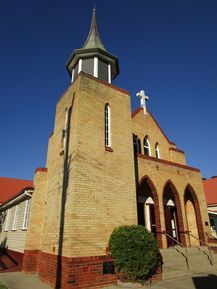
<box><xmin>109</xmin><ymin>225</ymin><xmax>159</xmax><ymax>281</ymax></box>
<box><xmin>0</xmin><ymin>282</ymin><xmax>8</xmax><ymax>289</ymax></box>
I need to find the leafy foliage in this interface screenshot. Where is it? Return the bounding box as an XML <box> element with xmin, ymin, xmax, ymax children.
<box><xmin>0</xmin><ymin>282</ymin><xmax>8</xmax><ymax>289</ymax></box>
<box><xmin>109</xmin><ymin>225</ymin><xmax>159</xmax><ymax>280</ymax></box>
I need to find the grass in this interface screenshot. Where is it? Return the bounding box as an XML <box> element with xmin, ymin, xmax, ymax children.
<box><xmin>0</xmin><ymin>282</ymin><xmax>8</xmax><ymax>289</ymax></box>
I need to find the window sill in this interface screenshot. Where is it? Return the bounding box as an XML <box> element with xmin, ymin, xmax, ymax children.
<box><xmin>105</xmin><ymin>146</ymin><xmax>113</xmax><ymax>152</ymax></box>
<box><xmin>59</xmin><ymin>149</ymin><xmax>64</xmax><ymax>156</ymax></box>
<box><xmin>12</xmin><ymin>229</ymin><xmax>17</xmax><ymax>231</ymax></box>
<box><xmin>21</xmin><ymin>228</ymin><xmax>27</xmax><ymax>231</ymax></box>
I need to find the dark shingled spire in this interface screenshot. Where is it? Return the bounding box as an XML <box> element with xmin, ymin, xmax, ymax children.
<box><xmin>66</xmin><ymin>8</ymin><xmax>119</xmax><ymax>83</ymax></box>
<box><xmin>82</xmin><ymin>8</ymin><xmax>106</xmax><ymax>51</ymax></box>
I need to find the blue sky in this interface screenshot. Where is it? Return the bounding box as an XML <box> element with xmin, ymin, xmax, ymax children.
<box><xmin>0</xmin><ymin>0</ymin><xmax>216</xmax><ymax>180</ymax></box>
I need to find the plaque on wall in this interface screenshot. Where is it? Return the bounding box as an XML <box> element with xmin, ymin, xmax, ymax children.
<box><xmin>103</xmin><ymin>261</ymin><xmax>115</xmax><ymax>274</ymax></box>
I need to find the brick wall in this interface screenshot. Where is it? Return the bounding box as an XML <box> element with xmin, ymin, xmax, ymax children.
<box><xmin>23</xmin><ymin>250</ymin><xmax>162</xmax><ymax>289</ymax></box>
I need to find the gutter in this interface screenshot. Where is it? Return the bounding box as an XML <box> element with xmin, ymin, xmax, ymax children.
<box><xmin>0</xmin><ymin>189</ymin><xmax>33</xmax><ymax>210</ymax></box>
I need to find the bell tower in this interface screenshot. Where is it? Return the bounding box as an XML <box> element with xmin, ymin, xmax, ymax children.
<box><xmin>66</xmin><ymin>8</ymin><xmax>119</xmax><ymax>83</ymax></box>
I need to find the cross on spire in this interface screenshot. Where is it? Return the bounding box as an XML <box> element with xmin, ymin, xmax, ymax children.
<box><xmin>136</xmin><ymin>90</ymin><xmax>149</xmax><ymax>115</ymax></box>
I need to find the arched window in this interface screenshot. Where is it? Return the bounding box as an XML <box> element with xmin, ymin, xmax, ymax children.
<box><xmin>155</xmin><ymin>143</ymin><xmax>160</xmax><ymax>159</ymax></box>
<box><xmin>105</xmin><ymin>104</ymin><xmax>111</xmax><ymax>147</ymax></box>
<box><xmin>62</xmin><ymin>108</ymin><xmax>69</xmax><ymax>148</ymax></box>
<box><xmin>133</xmin><ymin>135</ymin><xmax>141</xmax><ymax>155</ymax></box>
<box><xmin>143</xmin><ymin>136</ymin><xmax>151</xmax><ymax>156</ymax></box>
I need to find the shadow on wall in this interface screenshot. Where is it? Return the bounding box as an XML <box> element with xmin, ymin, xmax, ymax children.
<box><xmin>192</xmin><ymin>274</ymin><xmax>217</xmax><ymax>289</ymax></box>
<box><xmin>0</xmin><ymin>212</ymin><xmax>6</xmax><ymax>233</ymax></box>
<box><xmin>55</xmin><ymin>101</ymin><xmax>73</xmax><ymax>289</ymax></box>
<box><xmin>0</xmin><ymin>237</ymin><xmax>23</xmax><ymax>273</ymax></box>
<box><xmin>0</xmin><ymin>237</ymin><xmax>7</xmax><ymax>249</ymax></box>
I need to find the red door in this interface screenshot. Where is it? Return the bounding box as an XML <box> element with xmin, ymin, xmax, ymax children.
<box><xmin>164</xmin><ymin>206</ymin><xmax>179</xmax><ymax>247</ymax></box>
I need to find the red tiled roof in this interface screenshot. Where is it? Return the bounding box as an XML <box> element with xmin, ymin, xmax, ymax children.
<box><xmin>203</xmin><ymin>177</ymin><xmax>217</xmax><ymax>205</ymax></box>
<box><xmin>0</xmin><ymin>177</ymin><xmax>33</xmax><ymax>204</ymax></box>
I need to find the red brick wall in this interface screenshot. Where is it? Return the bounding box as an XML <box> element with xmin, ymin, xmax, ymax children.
<box><xmin>38</xmin><ymin>252</ymin><xmax>117</xmax><ymax>289</ymax></box>
<box><xmin>22</xmin><ymin>250</ymin><xmax>162</xmax><ymax>289</ymax></box>
<box><xmin>0</xmin><ymin>248</ymin><xmax>23</xmax><ymax>273</ymax></box>
<box><xmin>22</xmin><ymin>250</ymin><xmax>40</xmax><ymax>273</ymax></box>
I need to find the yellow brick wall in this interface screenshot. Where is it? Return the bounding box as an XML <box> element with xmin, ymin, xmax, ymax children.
<box><xmin>40</xmin><ymin>74</ymin><xmax>137</xmax><ymax>257</ymax></box>
<box><xmin>137</xmin><ymin>156</ymin><xmax>211</xmax><ymax>248</ymax></box>
<box><xmin>25</xmin><ymin>169</ymin><xmax>47</xmax><ymax>250</ymax></box>
<box><xmin>132</xmin><ymin>110</ymin><xmax>186</xmax><ymax>165</ymax></box>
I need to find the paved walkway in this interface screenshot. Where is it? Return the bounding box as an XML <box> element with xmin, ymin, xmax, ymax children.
<box><xmin>0</xmin><ymin>272</ymin><xmax>51</xmax><ymax>289</ymax></box>
<box><xmin>106</xmin><ymin>270</ymin><xmax>217</xmax><ymax>289</ymax></box>
<box><xmin>0</xmin><ymin>270</ymin><xmax>217</xmax><ymax>289</ymax></box>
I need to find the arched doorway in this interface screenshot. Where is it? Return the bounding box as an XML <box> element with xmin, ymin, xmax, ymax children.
<box><xmin>184</xmin><ymin>185</ymin><xmax>205</xmax><ymax>246</ymax></box>
<box><xmin>163</xmin><ymin>181</ymin><xmax>185</xmax><ymax>247</ymax></box>
<box><xmin>138</xmin><ymin>176</ymin><xmax>162</xmax><ymax>247</ymax></box>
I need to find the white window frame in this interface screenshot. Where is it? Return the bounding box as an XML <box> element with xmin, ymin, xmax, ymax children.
<box><xmin>155</xmin><ymin>143</ymin><xmax>160</xmax><ymax>159</ymax></box>
<box><xmin>144</xmin><ymin>136</ymin><xmax>151</xmax><ymax>156</ymax></box>
<box><xmin>12</xmin><ymin>205</ymin><xmax>19</xmax><ymax>231</ymax></box>
<box><xmin>22</xmin><ymin>199</ymin><xmax>31</xmax><ymax>230</ymax></box>
<box><xmin>4</xmin><ymin>209</ymin><xmax>11</xmax><ymax>231</ymax></box>
<box><xmin>105</xmin><ymin>104</ymin><xmax>111</xmax><ymax>147</ymax></box>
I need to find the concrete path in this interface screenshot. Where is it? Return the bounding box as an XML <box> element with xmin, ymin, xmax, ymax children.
<box><xmin>0</xmin><ymin>272</ymin><xmax>51</xmax><ymax>289</ymax></box>
<box><xmin>106</xmin><ymin>270</ymin><xmax>217</xmax><ymax>289</ymax></box>
<box><xmin>0</xmin><ymin>270</ymin><xmax>217</xmax><ymax>289</ymax></box>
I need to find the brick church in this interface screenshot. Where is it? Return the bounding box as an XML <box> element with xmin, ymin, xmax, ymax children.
<box><xmin>0</xmin><ymin>8</ymin><xmax>216</xmax><ymax>289</ymax></box>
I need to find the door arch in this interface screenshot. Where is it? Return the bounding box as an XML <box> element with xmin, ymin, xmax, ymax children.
<box><xmin>163</xmin><ymin>181</ymin><xmax>185</xmax><ymax>247</ymax></box>
<box><xmin>138</xmin><ymin>176</ymin><xmax>162</xmax><ymax>247</ymax></box>
<box><xmin>184</xmin><ymin>184</ymin><xmax>205</xmax><ymax>246</ymax></box>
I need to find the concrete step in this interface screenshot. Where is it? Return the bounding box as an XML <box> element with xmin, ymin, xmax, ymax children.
<box><xmin>160</xmin><ymin>246</ymin><xmax>217</xmax><ymax>280</ymax></box>
<box><xmin>162</xmin><ymin>269</ymin><xmax>191</xmax><ymax>280</ymax></box>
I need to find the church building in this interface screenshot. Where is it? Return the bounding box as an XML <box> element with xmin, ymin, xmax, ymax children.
<box><xmin>1</xmin><ymin>8</ymin><xmax>216</xmax><ymax>289</ymax></box>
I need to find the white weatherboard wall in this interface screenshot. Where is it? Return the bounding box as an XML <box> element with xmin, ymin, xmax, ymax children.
<box><xmin>0</xmin><ymin>198</ymin><xmax>32</xmax><ymax>253</ymax></box>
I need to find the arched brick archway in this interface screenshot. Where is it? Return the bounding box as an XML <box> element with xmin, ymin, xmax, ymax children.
<box><xmin>184</xmin><ymin>184</ymin><xmax>205</xmax><ymax>245</ymax></box>
<box><xmin>162</xmin><ymin>180</ymin><xmax>186</xmax><ymax>247</ymax></box>
<box><xmin>138</xmin><ymin>176</ymin><xmax>162</xmax><ymax>248</ymax></box>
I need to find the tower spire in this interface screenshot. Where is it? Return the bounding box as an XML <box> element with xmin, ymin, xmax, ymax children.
<box><xmin>66</xmin><ymin>9</ymin><xmax>119</xmax><ymax>84</ymax></box>
<box><xmin>83</xmin><ymin>8</ymin><xmax>106</xmax><ymax>51</ymax></box>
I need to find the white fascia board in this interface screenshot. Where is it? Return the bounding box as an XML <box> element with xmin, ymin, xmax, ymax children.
<box><xmin>208</xmin><ymin>210</ymin><xmax>217</xmax><ymax>215</ymax></box>
<box><xmin>0</xmin><ymin>190</ymin><xmax>33</xmax><ymax>211</ymax></box>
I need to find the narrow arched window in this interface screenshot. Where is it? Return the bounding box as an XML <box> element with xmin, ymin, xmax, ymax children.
<box><xmin>133</xmin><ymin>135</ymin><xmax>141</xmax><ymax>155</ymax></box>
<box><xmin>143</xmin><ymin>136</ymin><xmax>151</xmax><ymax>156</ymax></box>
<box><xmin>62</xmin><ymin>108</ymin><xmax>68</xmax><ymax>148</ymax></box>
<box><xmin>105</xmin><ymin>104</ymin><xmax>111</xmax><ymax>147</ymax></box>
<box><xmin>155</xmin><ymin>143</ymin><xmax>160</xmax><ymax>159</ymax></box>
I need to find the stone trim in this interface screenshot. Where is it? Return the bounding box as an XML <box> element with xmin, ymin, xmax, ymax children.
<box><xmin>169</xmin><ymin>147</ymin><xmax>185</xmax><ymax>154</ymax></box>
<box><xmin>105</xmin><ymin>146</ymin><xmax>113</xmax><ymax>152</ymax></box>
<box><xmin>184</xmin><ymin>184</ymin><xmax>206</xmax><ymax>244</ymax></box>
<box><xmin>34</xmin><ymin>167</ymin><xmax>47</xmax><ymax>174</ymax></box>
<box><xmin>138</xmin><ymin>153</ymin><xmax>200</xmax><ymax>173</ymax></box>
<box><xmin>139</xmin><ymin>176</ymin><xmax>163</xmax><ymax>248</ymax></box>
<box><xmin>163</xmin><ymin>180</ymin><xmax>186</xmax><ymax>247</ymax></box>
<box><xmin>79</xmin><ymin>72</ymin><xmax>130</xmax><ymax>95</ymax></box>
<box><xmin>57</xmin><ymin>72</ymin><xmax>130</xmax><ymax>105</ymax></box>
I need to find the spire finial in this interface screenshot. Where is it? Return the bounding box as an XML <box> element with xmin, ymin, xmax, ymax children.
<box><xmin>82</xmin><ymin>7</ymin><xmax>106</xmax><ymax>50</ymax></box>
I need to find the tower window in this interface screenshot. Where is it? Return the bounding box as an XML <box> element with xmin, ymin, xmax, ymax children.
<box><xmin>62</xmin><ymin>107</ymin><xmax>70</xmax><ymax>149</ymax></box>
<box><xmin>155</xmin><ymin>143</ymin><xmax>160</xmax><ymax>159</ymax></box>
<box><xmin>105</xmin><ymin>104</ymin><xmax>111</xmax><ymax>147</ymax></box>
<box><xmin>143</xmin><ymin>136</ymin><xmax>151</xmax><ymax>156</ymax></box>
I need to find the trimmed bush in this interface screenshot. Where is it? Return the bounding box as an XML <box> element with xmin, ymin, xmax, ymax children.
<box><xmin>109</xmin><ymin>225</ymin><xmax>159</xmax><ymax>281</ymax></box>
